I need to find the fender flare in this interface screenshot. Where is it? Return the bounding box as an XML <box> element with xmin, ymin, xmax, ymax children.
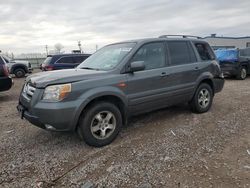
<box><xmin>72</xmin><ymin>86</ymin><xmax>128</xmax><ymax>129</ymax></box>
<box><xmin>11</xmin><ymin>64</ymin><xmax>28</xmax><ymax>74</ymax></box>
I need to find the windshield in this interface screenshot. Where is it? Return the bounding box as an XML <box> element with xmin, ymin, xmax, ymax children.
<box><xmin>77</xmin><ymin>42</ymin><xmax>136</xmax><ymax>70</ymax></box>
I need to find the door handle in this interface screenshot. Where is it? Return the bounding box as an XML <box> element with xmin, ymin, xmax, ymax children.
<box><xmin>160</xmin><ymin>72</ymin><xmax>169</xmax><ymax>77</ymax></box>
<box><xmin>194</xmin><ymin>67</ymin><xmax>200</xmax><ymax>71</ymax></box>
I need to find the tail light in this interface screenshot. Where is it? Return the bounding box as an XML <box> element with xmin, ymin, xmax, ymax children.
<box><xmin>3</xmin><ymin>64</ymin><xmax>9</xmax><ymax>76</ymax></box>
<box><xmin>45</xmin><ymin>65</ymin><xmax>54</xmax><ymax>71</ymax></box>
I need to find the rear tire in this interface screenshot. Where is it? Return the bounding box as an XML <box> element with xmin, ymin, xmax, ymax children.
<box><xmin>14</xmin><ymin>68</ymin><xmax>26</xmax><ymax>78</ymax></box>
<box><xmin>77</xmin><ymin>102</ymin><xmax>122</xmax><ymax>147</ymax></box>
<box><xmin>190</xmin><ymin>83</ymin><xmax>213</xmax><ymax>113</ymax></box>
<box><xmin>236</xmin><ymin>67</ymin><xmax>247</xmax><ymax>80</ymax></box>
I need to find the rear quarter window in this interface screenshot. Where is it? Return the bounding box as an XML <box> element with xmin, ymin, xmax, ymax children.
<box><xmin>194</xmin><ymin>42</ymin><xmax>215</xmax><ymax>61</ymax></box>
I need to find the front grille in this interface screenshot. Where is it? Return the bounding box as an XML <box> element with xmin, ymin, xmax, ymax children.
<box><xmin>23</xmin><ymin>83</ymin><xmax>36</xmax><ymax>99</ymax></box>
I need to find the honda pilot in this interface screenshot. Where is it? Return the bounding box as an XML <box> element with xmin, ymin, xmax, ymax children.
<box><xmin>17</xmin><ymin>36</ymin><xmax>224</xmax><ymax>147</ymax></box>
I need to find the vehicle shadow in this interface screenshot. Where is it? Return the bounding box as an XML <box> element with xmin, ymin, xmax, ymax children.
<box><xmin>0</xmin><ymin>93</ymin><xmax>13</xmax><ymax>102</ymax></box>
<box><xmin>128</xmin><ymin>103</ymin><xmax>192</xmax><ymax>127</ymax></box>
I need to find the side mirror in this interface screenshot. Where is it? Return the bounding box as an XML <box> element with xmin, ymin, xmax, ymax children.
<box><xmin>129</xmin><ymin>61</ymin><xmax>145</xmax><ymax>72</ymax></box>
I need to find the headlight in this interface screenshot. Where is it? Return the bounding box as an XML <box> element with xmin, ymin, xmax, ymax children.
<box><xmin>42</xmin><ymin>83</ymin><xmax>71</xmax><ymax>102</ymax></box>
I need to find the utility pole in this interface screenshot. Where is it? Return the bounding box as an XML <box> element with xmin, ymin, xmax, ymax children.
<box><xmin>45</xmin><ymin>45</ymin><xmax>48</xmax><ymax>56</ymax></box>
<box><xmin>78</xmin><ymin>41</ymin><xmax>82</xmax><ymax>53</ymax></box>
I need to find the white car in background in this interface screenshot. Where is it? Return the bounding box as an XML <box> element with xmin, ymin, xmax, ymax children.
<box><xmin>1</xmin><ymin>55</ymin><xmax>32</xmax><ymax>78</ymax></box>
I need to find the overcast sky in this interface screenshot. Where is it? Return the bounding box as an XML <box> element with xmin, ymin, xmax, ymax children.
<box><xmin>1</xmin><ymin>0</ymin><xmax>250</xmax><ymax>54</ymax></box>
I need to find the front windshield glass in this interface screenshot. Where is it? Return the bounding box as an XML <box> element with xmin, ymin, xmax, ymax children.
<box><xmin>78</xmin><ymin>42</ymin><xmax>136</xmax><ymax>71</ymax></box>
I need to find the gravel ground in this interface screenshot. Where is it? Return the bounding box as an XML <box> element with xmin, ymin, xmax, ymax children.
<box><xmin>0</xmin><ymin>74</ymin><xmax>250</xmax><ymax>188</ymax></box>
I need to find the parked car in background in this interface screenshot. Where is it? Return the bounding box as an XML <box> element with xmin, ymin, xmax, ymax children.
<box><xmin>0</xmin><ymin>56</ymin><xmax>12</xmax><ymax>92</ymax></box>
<box><xmin>17</xmin><ymin>36</ymin><xmax>224</xmax><ymax>147</ymax></box>
<box><xmin>41</xmin><ymin>53</ymin><xmax>91</xmax><ymax>71</ymax></box>
<box><xmin>1</xmin><ymin>55</ymin><xmax>32</xmax><ymax>78</ymax></box>
<box><xmin>215</xmin><ymin>48</ymin><xmax>250</xmax><ymax>80</ymax></box>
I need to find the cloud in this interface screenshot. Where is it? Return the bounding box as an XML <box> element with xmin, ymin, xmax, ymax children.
<box><xmin>0</xmin><ymin>0</ymin><xmax>250</xmax><ymax>54</ymax></box>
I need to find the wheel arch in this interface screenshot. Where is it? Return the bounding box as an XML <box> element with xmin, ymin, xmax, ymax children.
<box><xmin>11</xmin><ymin>64</ymin><xmax>28</xmax><ymax>73</ymax></box>
<box><xmin>73</xmin><ymin>90</ymin><xmax>128</xmax><ymax>131</ymax></box>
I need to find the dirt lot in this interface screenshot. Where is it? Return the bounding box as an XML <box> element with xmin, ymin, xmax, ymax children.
<box><xmin>0</xmin><ymin>74</ymin><xmax>250</xmax><ymax>188</ymax></box>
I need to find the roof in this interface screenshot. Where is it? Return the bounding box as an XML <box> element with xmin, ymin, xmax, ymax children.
<box><xmin>47</xmin><ymin>53</ymin><xmax>91</xmax><ymax>57</ymax></box>
<box><xmin>111</xmin><ymin>37</ymin><xmax>204</xmax><ymax>45</ymax></box>
<box><xmin>204</xmin><ymin>36</ymin><xmax>250</xmax><ymax>40</ymax></box>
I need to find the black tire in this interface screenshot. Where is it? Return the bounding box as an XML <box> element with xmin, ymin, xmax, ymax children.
<box><xmin>190</xmin><ymin>83</ymin><xmax>213</xmax><ymax>113</ymax></box>
<box><xmin>77</xmin><ymin>102</ymin><xmax>122</xmax><ymax>147</ymax></box>
<box><xmin>14</xmin><ymin>68</ymin><xmax>26</xmax><ymax>78</ymax></box>
<box><xmin>236</xmin><ymin>67</ymin><xmax>247</xmax><ymax>80</ymax></box>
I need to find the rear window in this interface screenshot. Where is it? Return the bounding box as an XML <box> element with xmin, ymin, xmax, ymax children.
<box><xmin>215</xmin><ymin>49</ymin><xmax>238</xmax><ymax>62</ymax></box>
<box><xmin>43</xmin><ymin>57</ymin><xmax>52</xmax><ymax>65</ymax></box>
<box><xmin>168</xmin><ymin>41</ymin><xmax>196</xmax><ymax>65</ymax></box>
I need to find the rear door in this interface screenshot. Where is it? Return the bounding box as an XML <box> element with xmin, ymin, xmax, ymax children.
<box><xmin>126</xmin><ymin>42</ymin><xmax>169</xmax><ymax>114</ymax></box>
<box><xmin>164</xmin><ymin>40</ymin><xmax>200</xmax><ymax>102</ymax></box>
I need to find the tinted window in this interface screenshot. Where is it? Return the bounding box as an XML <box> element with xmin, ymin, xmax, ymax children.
<box><xmin>131</xmin><ymin>42</ymin><xmax>165</xmax><ymax>70</ymax></box>
<box><xmin>56</xmin><ymin>57</ymin><xmax>74</xmax><ymax>64</ymax></box>
<box><xmin>168</xmin><ymin>41</ymin><xmax>195</xmax><ymax>65</ymax></box>
<box><xmin>74</xmin><ymin>56</ymin><xmax>88</xmax><ymax>64</ymax></box>
<box><xmin>195</xmin><ymin>43</ymin><xmax>214</xmax><ymax>61</ymax></box>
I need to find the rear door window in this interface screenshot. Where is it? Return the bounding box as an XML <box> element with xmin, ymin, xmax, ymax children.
<box><xmin>167</xmin><ymin>41</ymin><xmax>196</xmax><ymax>66</ymax></box>
<box><xmin>56</xmin><ymin>57</ymin><xmax>75</xmax><ymax>64</ymax></box>
<box><xmin>194</xmin><ymin>43</ymin><xmax>215</xmax><ymax>61</ymax></box>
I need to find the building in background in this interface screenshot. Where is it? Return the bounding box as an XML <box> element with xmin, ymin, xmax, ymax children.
<box><xmin>204</xmin><ymin>34</ymin><xmax>250</xmax><ymax>50</ymax></box>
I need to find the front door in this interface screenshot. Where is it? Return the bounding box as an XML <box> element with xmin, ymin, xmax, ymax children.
<box><xmin>125</xmin><ymin>42</ymin><xmax>169</xmax><ymax>115</ymax></box>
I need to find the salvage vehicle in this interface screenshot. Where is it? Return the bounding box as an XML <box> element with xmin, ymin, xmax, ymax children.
<box><xmin>41</xmin><ymin>53</ymin><xmax>91</xmax><ymax>71</ymax></box>
<box><xmin>0</xmin><ymin>56</ymin><xmax>12</xmax><ymax>92</ymax></box>
<box><xmin>17</xmin><ymin>36</ymin><xmax>224</xmax><ymax>147</ymax></box>
<box><xmin>215</xmin><ymin>48</ymin><xmax>250</xmax><ymax>80</ymax></box>
<box><xmin>1</xmin><ymin>55</ymin><xmax>32</xmax><ymax>78</ymax></box>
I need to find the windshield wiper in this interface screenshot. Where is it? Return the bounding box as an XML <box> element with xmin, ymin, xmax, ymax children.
<box><xmin>80</xmin><ymin>67</ymin><xmax>100</xmax><ymax>71</ymax></box>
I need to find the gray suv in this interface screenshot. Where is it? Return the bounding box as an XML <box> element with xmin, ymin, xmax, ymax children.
<box><xmin>17</xmin><ymin>36</ymin><xmax>224</xmax><ymax>147</ymax></box>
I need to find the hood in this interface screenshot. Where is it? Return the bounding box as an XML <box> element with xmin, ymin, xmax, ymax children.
<box><xmin>26</xmin><ymin>69</ymin><xmax>107</xmax><ymax>88</ymax></box>
<box><xmin>11</xmin><ymin>60</ymin><xmax>30</xmax><ymax>66</ymax></box>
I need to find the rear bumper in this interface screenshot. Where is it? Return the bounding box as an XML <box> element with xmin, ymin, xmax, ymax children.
<box><xmin>0</xmin><ymin>76</ymin><xmax>12</xmax><ymax>92</ymax></box>
<box><xmin>220</xmin><ymin>63</ymin><xmax>239</xmax><ymax>76</ymax></box>
<box><xmin>213</xmin><ymin>77</ymin><xmax>224</xmax><ymax>93</ymax></box>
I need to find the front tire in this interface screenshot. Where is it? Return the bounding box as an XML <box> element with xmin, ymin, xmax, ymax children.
<box><xmin>14</xmin><ymin>68</ymin><xmax>26</xmax><ymax>78</ymax></box>
<box><xmin>236</xmin><ymin>67</ymin><xmax>247</xmax><ymax>80</ymax></box>
<box><xmin>190</xmin><ymin>83</ymin><xmax>213</xmax><ymax>113</ymax></box>
<box><xmin>77</xmin><ymin>102</ymin><xmax>122</xmax><ymax>147</ymax></box>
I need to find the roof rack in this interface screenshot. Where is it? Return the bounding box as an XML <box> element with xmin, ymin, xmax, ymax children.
<box><xmin>159</xmin><ymin>35</ymin><xmax>202</xmax><ymax>39</ymax></box>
